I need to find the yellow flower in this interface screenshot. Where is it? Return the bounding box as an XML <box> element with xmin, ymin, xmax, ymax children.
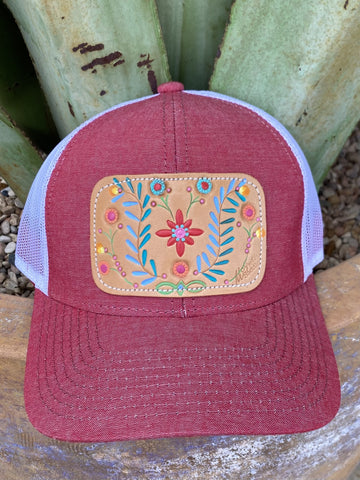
<box><xmin>110</xmin><ymin>185</ymin><xmax>120</xmax><ymax>196</ymax></box>
<box><xmin>239</xmin><ymin>185</ymin><xmax>250</xmax><ymax>196</ymax></box>
<box><xmin>96</xmin><ymin>243</ymin><xmax>105</xmax><ymax>254</ymax></box>
<box><xmin>256</xmin><ymin>227</ymin><xmax>266</xmax><ymax>238</ymax></box>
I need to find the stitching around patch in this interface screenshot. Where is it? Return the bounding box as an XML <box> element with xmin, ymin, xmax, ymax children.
<box><xmin>91</xmin><ymin>174</ymin><xmax>266</xmax><ymax>297</ymax></box>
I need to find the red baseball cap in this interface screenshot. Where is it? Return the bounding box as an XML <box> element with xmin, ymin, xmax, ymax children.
<box><xmin>16</xmin><ymin>81</ymin><xmax>340</xmax><ymax>442</ymax></box>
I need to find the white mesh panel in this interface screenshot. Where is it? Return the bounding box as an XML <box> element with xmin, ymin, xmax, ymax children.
<box><xmin>186</xmin><ymin>90</ymin><xmax>324</xmax><ymax>281</ymax></box>
<box><xmin>16</xmin><ymin>94</ymin><xmax>156</xmax><ymax>295</ymax></box>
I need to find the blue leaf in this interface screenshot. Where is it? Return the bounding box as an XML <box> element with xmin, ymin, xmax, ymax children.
<box><xmin>202</xmin><ymin>272</ymin><xmax>217</xmax><ymax>282</ymax></box>
<box><xmin>214</xmin><ymin>196</ymin><xmax>220</xmax><ymax>214</ymax></box>
<box><xmin>220</xmin><ymin>186</ymin><xmax>225</xmax><ymax>203</ymax></box>
<box><xmin>219</xmin><ymin>247</ymin><xmax>234</xmax><ymax>257</ymax></box>
<box><xmin>226</xmin><ymin>178</ymin><xmax>236</xmax><ymax>194</ymax></box>
<box><xmin>214</xmin><ymin>259</ymin><xmax>229</xmax><ymax>266</ymax></box>
<box><xmin>142</xmin><ymin>249</ymin><xmax>147</xmax><ymax>266</ymax></box>
<box><xmin>202</xmin><ymin>252</ymin><xmax>211</xmax><ymax>267</ymax></box>
<box><xmin>127</xmin><ymin>225</ymin><xmax>137</xmax><ymax>239</ymax></box>
<box><xmin>220</xmin><ymin>226</ymin><xmax>234</xmax><ymax>237</ymax></box>
<box><xmin>123</xmin><ymin>201</ymin><xmax>138</xmax><ymax>207</ymax></box>
<box><xmin>139</xmin><ymin>233</ymin><xmax>151</xmax><ymax>249</ymax></box>
<box><xmin>125</xmin><ymin>210</ymin><xmax>139</xmax><ymax>222</ymax></box>
<box><xmin>220</xmin><ymin>217</ymin><xmax>235</xmax><ymax>224</ymax></box>
<box><xmin>223</xmin><ymin>208</ymin><xmax>236</xmax><ymax>214</ymax></box>
<box><xmin>143</xmin><ymin>194</ymin><xmax>150</xmax><ymax>208</ymax></box>
<box><xmin>221</xmin><ymin>236</ymin><xmax>235</xmax><ymax>247</ymax></box>
<box><xmin>132</xmin><ymin>271</ymin><xmax>149</xmax><ymax>276</ymax></box>
<box><xmin>196</xmin><ymin>255</ymin><xmax>202</xmax><ymax>273</ymax></box>
<box><xmin>141</xmin><ymin>276</ymin><xmax>157</xmax><ymax>286</ymax></box>
<box><xmin>226</xmin><ymin>197</ymin><xmax>239</xmax><ymax>207</ymax></box>
<box><xmin>113</xmin><ymin>177</ymin><xmax>121</xmax><ymax>187</ymax></box>
<box><xmin>126</xmin><ymin>177</ymin><xmax>134</xmax><ymax>193</ymax></box>
<box><xmin>208</xmin><ymin>223</ymin><xmax>218</xmax><ymax>236</ymax></box>
<box><xmin>235</xmin><ymin>190</ymin><xmax>246</xmax><ymax>202</ymax></box>
<box><xmin>140</xmin><ymin>224</ymin><xmax>151</xmax><ymax>237</ymax></box>
<box><xmin>141</xmin><ymin>208</ymin><xmax>151</xmax><ymax>221</ymax></box>
<box><xmin>125</xmin><ymin>255</ymin><xmax>141</xmax><ymax>266</ymax></box>
<box><xmin>209</xmin><ymin>234</ymin><xmax>220</xmax><ymax>247</ymax></box>
<box><xmin>207</xmin><ymin>244</ymin><xmax>217</xmax><ymax>257</ymax></box>
<box><xmin>238</xmin><ymin>178</ymin><xmax>247</xmax><ymax>188</ymax></box>
<box><xmin>111</xmin><ymin>193</ymin><xmax>124</xmax><ymax>203</ymax></box>
<box><xmin>150</xmin><ymin>259</ymin><xmax>157</xmax><ymax>276</ymax></box>
<box><xmin>209</xmin><ymin>268</ymin><xmax>225</xmax><ymax>275</ymax></box>
<box><xmin>137</xmin><ymin>182</ymin><xmax>142</xmax><ymax>199</ymax></box>
<box><xmin>209</xmin><ymin>211</ymin><xmax>219</xmax><ymax>226</ymax></box>
<box><xmin>126</xmin><ymin>239</ymin><xmax>138</xmax><ymax>253</ymax></box>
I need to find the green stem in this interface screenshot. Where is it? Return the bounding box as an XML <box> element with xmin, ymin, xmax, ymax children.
<box><xmin>157</xmin><ymin>195</ymin><xmax>174</xmax><ymax>219</ymax></box>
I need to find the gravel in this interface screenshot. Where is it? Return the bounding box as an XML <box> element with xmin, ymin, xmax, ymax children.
<box><xmin>0</xmin><ymin>124</ymin><xmax>359</xmax><ymax>296</ymax></box>
<box><xmin>315</xmin><ymin>123</ymin><xmax>360</xmax><ymax>272</ymax></box>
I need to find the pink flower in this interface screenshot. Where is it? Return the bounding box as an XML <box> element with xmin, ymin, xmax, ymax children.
<box><xmin>156</xmin><ymin>209</ymin><xmax>204</xmax><ymax>257</ymax></box>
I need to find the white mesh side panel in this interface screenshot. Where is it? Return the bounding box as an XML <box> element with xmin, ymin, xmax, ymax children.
<box><xmin>16</xmin><ymin>94</ymin><xmax>157</xmax><ymax>295</ymax></box>
<box><xmin>186</xmin><ymin>90</ymin><xmax>324</xmax><ymax>281</ymax></box>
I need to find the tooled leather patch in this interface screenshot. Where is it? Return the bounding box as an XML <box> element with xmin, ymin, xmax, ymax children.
<box><xmin>90</xmin><ymin>173</ymin><xmax>266</xmax><ymax>297</ymax></box>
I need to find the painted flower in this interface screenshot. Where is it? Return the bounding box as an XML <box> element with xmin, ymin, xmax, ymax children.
<box><xmin>241</xmin><ymin>203</ymin><xmax>256</xmax><ymax>221</ymax></box>
<box><xmin>150</xmin><ymin>178</ymin><xmax>166</xmax><ymax>195</ymax></box>
<box><xmin>196</xmin><ymin>177</ymin><xmax>212</xmax><ymax>194</ymax></box>
<box><xmin>173</xmin><ymin>261</ymin><xmax>189</xmax><ymax>277</ymax></box>
<box><xmin>98</xmin><ymin>261</ymin><xmax>110</xmax><ymax>275</ymax></box>
<box><xmin>156</xmin><ymin>209</ymin><xmax>204</xmax><ymax>257</ymax></box>
<box><xmin>105</xmin><ymin>208</ymin><xmax>119</xmax><ymax>224</ymax></box>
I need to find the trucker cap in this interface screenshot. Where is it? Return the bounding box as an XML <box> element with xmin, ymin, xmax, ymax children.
<box><xmin>16</xmin><ymin>81</ymin><xmax>340</xmax><ymax>442</ymax></box>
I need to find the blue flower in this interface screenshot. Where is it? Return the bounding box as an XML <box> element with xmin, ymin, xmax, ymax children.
<box><xmin>150</xmin><ymin>178</ymin><xmax>166</xmax><ymax>195</ymax></box>
<box><xmin>196</xmin><ymin>177</ymin><xmax>212</xmax><ymax>194</ymax></box>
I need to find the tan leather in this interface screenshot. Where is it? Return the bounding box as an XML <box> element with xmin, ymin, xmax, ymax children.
<box><xmin>90</xmin><ymin>173</ymin><xmax>266</xmax><ymax>297</ymax></box>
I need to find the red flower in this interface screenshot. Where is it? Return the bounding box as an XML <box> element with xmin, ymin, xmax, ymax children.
<box><xmin>156</xmin><ymin>209</ymin><xmax>204</xmax><ymax>257</ymax></box>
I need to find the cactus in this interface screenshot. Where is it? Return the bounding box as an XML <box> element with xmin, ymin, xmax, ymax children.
<box><xmin>210</xmin><ymin>0</ymin><xmax>360</xmax><ymax>188</ymax></box>
<box><xmin>0</xmin><ymin>107</ymin><xmax>43</xmax><ymax>204</ymax></box>
<box><xmin>156</xmin><ymin>0</ymin><xmax>233</xmax><ymax>89</ymax></box>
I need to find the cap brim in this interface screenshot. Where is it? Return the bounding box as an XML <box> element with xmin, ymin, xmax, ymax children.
<box><xmin>24</xmin><ymin>275</ymin><xmax>340</xmax><ymax>442</ymax></box>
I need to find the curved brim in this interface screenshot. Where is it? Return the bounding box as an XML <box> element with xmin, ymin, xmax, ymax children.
<box><xmin>24</xmin><ymin>275</ymin><xmax>340</xmax><ymax>442</ymax></box>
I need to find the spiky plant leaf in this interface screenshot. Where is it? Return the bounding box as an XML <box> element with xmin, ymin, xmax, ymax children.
<box><xmin>0</xmin><ymin>3</ymin><xmax>58</xmax><ymax>151</ymax></box>
<box><xmin>0</xmin><ymin>108</ymin><xmax>43</xmax><ymax>203</ymax></box>
<box><xmin>210</xmin><ymin>0</ymin><xmax>360</xmax><ymax>188</ymax></box>
<box><xmin>156</xmin><ymin>0</ymin><xmax>232</xmax><ymax>89</ymax></box>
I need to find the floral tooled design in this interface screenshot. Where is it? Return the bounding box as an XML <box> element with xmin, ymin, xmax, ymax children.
<box><xmin>156</xmin><ymin>209</ymin><xmax>204</xmax><ymax>257</ymax></box>
<box><xmin>94</xmin><ymin>174</ymin><xmax>266</xmax><ymax>297</ymax></box>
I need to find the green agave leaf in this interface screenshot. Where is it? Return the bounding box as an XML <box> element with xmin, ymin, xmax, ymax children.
<box><xmin>4</xmin><ymin>0</ymin><xmax>171</xmax><ymax>138</ymax></box>
<box><xmin>210</xmin><ymin>0</ymin><xmax>360</xmax><ymax>188</ymax></box>
<box><xmin>0</xmin><ymin>3</ymin><xmax>58</xmax><ymax>151</ymax></box>
<box><xmin>156</xmin><ymin>0</ymin><xmax>233</xmax><ymax>89</ymax></box>
<box><xmin>0</xmin><ymin>108</ymin><xmax>43</xmax><ymax>203</ymax></box>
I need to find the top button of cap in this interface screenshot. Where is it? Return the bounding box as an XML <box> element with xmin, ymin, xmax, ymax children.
<box><xmin>157</xmin><ymin>82</ymin><xmax>184</xmax><ymax>94</ymax></box>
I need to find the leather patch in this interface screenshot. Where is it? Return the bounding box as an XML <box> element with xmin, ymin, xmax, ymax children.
<box><xmin>90</xmin><ymin>173</ymin><xmax>266</xmax><ymax>297</ymax></box>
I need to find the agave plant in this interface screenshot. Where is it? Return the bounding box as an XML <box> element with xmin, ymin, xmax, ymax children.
<box><xmin>1</xmin><ymin>0</ymin><xmax>360</xmax><ymax>203</ymax></box>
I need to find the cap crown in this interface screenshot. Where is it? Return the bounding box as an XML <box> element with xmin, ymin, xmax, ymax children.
<box><xmin>16</xmin><ymin>89</ymin><xmax>323</xmax><ymax>315</ymax></box>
